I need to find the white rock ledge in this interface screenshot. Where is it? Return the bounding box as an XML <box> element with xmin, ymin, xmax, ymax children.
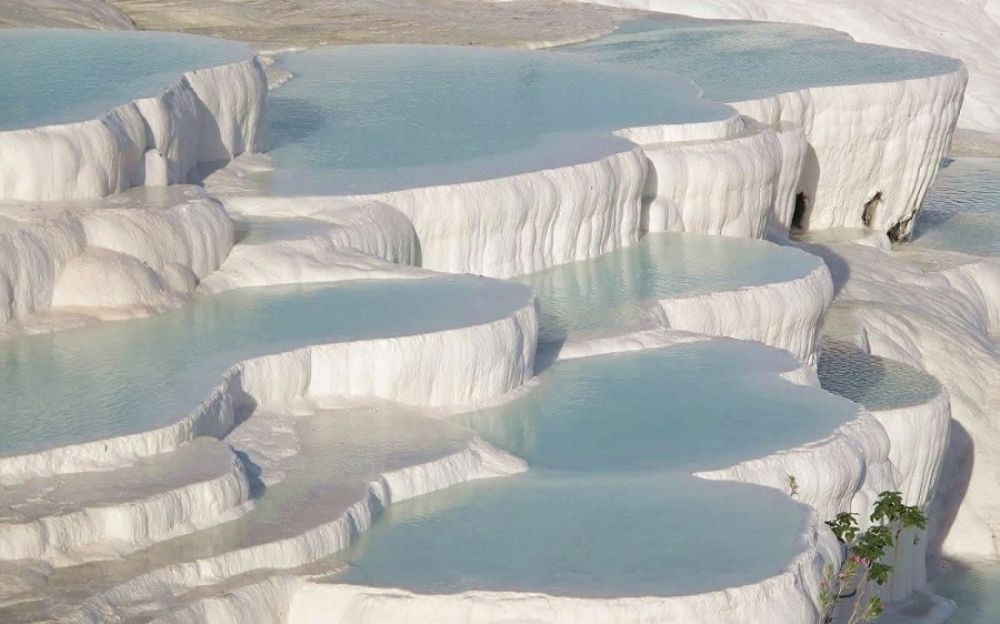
<box><xmin>218</xmin><ymin>63</ymin><xmax>965</xmax><ymax>285</ymax></box>
<box><xmin>203</xmin><ymin>198</ymin><xmax>424</xmax><ymax>293</ymax></box>
<box><xmin>731</xmin><ymin>69</ymin><xmax>968</xmax><ymax>238</ymax></box>
<box><xmin>284</xmin><ymin>413</ymin><xmax>880</xmax><ymax>624</ymax></box>
<box><xmin>656</xmin><ymin>259</ymin><xmax>834</xmax><ymax>366</ymax></box>
<box><xmin>200</xmin><ymin>43</ymin><xmax>968</xmax><ymax>291</ymax></box>
<box><xmin>638</xmin><ymin>123</ymin><xmax>806</xmax><ymax>237</ymax></box>
<box><xmin>219</xmin><ymin>118</ymin><xmax>791</xmax><ymax>280</ymax></box>
<box><xmin>0</xmin><ymin>438</ymin><xmax>252</xmax><ymax>567</ymax></box>
<box><xmin>869</xmin><ymin>390</ymin><xmax>953</xmax><ymax>599</ymax></box>
<box><xmin>0</xmin><ymin>27</ymin><xmax>975</xmax><ymax>624</ymax></box>
<box><xmin>285</xmin><ymin>537</ymin><xmax>832</xmax><ymax>624</ymax></box>
<box><xmin>0</xmin><ymin>296</ymin><xmax>538</xmax><ymax>486</ymax></box>
<box><xmin>613</xmin><ymin>113</ymin><xmax>746</xmax><ymax>144</ymax></box>
<box><xmin>302</xmin><ymin>146</ymin><xmax>648</xmax><ymax>279</ymax></box>
<box><xmin>0</xmin><ymin>187</ymin><xmax>234</xmax><ymax>329</ymax></box>
<box><xmin>65</xmin><ymin>437</ymin><xmax>526</xmax><ymax>624</ymax></box>
<box><xmin>268</xmin><ymin>333</ymin><xmax>922</xmax><ymax>624</ymax></box>
<box><xmin>0</xmin><ymin>56</ymin><xmax>268</xmax><ymax>202</ymax></box>
<box><xmin>804</xmin><ymin>242</ymin><xmax>1000</xmax><ymax>560</ymax></box>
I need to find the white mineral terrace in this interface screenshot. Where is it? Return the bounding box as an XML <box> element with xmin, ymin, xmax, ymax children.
<box><xmin>0</xmin><ymin>8</ymin><xmax>996</xmax><ymax>624</ymax></box>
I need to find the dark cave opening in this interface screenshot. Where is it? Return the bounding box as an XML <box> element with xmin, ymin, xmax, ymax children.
<box><xmin>792</xmin><ymin>192</ymin><xmax>808</xmax><ymax>230</ymax></box>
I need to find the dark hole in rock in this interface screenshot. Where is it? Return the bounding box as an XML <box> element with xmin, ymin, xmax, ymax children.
<box><xmin>792</xmin><ymin>192</ymin><xmax>809</xmax><ymax>230</ymax></box>
<box><xmin>887</xmin><ymin>212</ymin><xmax>916</xmax><ymax>243</ymax></box>
<box><xmin>862</xmin><ymin>192</ymin><xmax>883</xmax><ymax>228</ymax></box>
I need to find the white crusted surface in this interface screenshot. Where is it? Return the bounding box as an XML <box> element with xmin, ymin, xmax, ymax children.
<box><xmin>352</xmin><ymin>147</ymin><xmax>649</xmax><ymax>278</ymax></box>
<box><xmin>286</xmin><ymin>536</ymin><xmax>833</xmax><ymax>624</ymax></box>
<box><xmin>614</xmin><ymin>113</ymin><xmax>745</xmax><ymax>145</ymax></box>
<box><xmin>0</xmin><ymin>187</ymin><xmax>233</xmax><ymax>330</ymax></box>
<box><xmin>731</xmin><ymin>71</ymin><xmax>967</xmax><ymax>238</ymax></box>
<box><xmin>0</xmin><ymin>291</ymin><xmax>537</xmax><ymax>486</ymax></box>
<box><xmin>203</xmin><ymin>198</ymin><xmax>423</xmax><ymax>293</ymax></box>
<box><xmin>555</xmin><ymin>327</ymin><xmax>709</xmax><ymax>361</ymax></box>
<box><xmin>215</xmin><ymin>146</ymin><xmax>648</xmax><ymax>279</ymax></box>
<box><xmin>641</xmin><ymin>124</ymin><xmax>806</xmax><ymax>237</ymax></box>
<box><xmin>0</xmin><ymin>56</ymin><xmax>267</xmax><ymax>202</ymax></box>
<box><xmin>59</xmin><ymin>435</ymin><xmax>526</xmax><ymax>624</ymax></box>
<box><xmin>803</xmin><ymin>242</ymin><xmax>1000</xmax><ymax>561</ymax></box>
<box><xmin>571</xmin><ymin>0</ymin><xmax>998</xmax><ymax>135</ymax></box>
<box><xmin>656</xmin><ymin>259</ymin><xmax>833</xmax><ymax>366</ymax></box>
<box><xmin>0</xmin><ymin>438</ymin><xmax>252</xmax><ymax>567</ymax></box>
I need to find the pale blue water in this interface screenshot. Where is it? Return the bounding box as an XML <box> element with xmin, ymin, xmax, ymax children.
<box><xmin>0</xmin><ymin>30</ymin><xmax>251</xmax><ymax>131</ymax></box>
<box><xmin>265</xmin><ymin>45</ymin><xmax>732</xmax><ymax>195</ymax></box>
<box><xmin>335</xmin><ymin>342</ymin><xmax>857</xmax><ymax>597</ymax></box>
<box><xmin>932</xmin><ymin>564</ymin><xmax>1000</xmax><ymax>623</ymax></box>
<box><xmin>517</xmin><ymin>232</ymin><xmax>822</xmax><ymax>342</ymax></box>
<box><xmin>338</xmin><ymin>471</ymin><xmax>803</xmax><ymax>597</ymax></box>
<box><xmin>561</xmin><ymin>16</ymin><xmax>961</xmax><ymax>103</ymax></box>
<box><xmin>0</xmin><ymin>277</ymin><xmax>529</xmax><ymax>457</ymax></box>
<box><xmin>463</xmin><ymin>344</ymin><xmax>852</xmax><ymax>474</ymax></box>
<box><xmin>818</xmin><ymin>340</ymin><xmax>941</xmax><ymax>411</ymax></box>
<box><xmin>911</xmin><ymin>158</ymin><xmax>1000</xmax><ymax>257</ymax></box>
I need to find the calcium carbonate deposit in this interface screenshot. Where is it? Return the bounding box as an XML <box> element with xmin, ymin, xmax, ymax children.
<box><xmin>0</xmin><ymin>4</ymin><xmax>996</xmax><ymax>624</ymax></box>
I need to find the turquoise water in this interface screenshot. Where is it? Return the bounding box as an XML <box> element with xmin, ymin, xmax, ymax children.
<box><xmin>818</xmin><ymin>340</ymin><xmax>941</xmax><ymax>411</ymax></box>
<box><xmin>463</xmin><ymin>344</ymin><xmax>852</xmax><ymax>474</ymax></box>
<box><xmin>517</xmin><ymin>232</ymin><xmax>822</xmax><ymax>342</ymax></box>
<box><xmin>338</xmin><ymin>471</ymin><xmax>803</xmax><ymax>597</ymax></box>
<box><xmin>335</xmin><ymin>342</ymin><xmax>857</xmax><ymax>597</ymax></box>
<box><xmin>561</xmin><ymin>16</ymin><xmax>961</xmax><ymax>103</ymax></box>
<box><xmin>911</xmin><ymin>158</ymin><xmax>1000</xmax><ymax>257</ymax></box>
<box><xmin>932</xmin><ymin>564</ymin><xmax>1000</xmax><ymax>623</ymax></box>
<box><xmin>0</xmin><ymin>30</ymin><xmax>251</xmax><ymax>131</ymax></box>
<box><xmin>0</xmin><ymin>277</ymin><xmax>529</xmax><ymax>457</ymax></box>
<box><xmin>265</xmin><ymin>45</ymin><xmax>732</xmax><ymax>195</ymax></box>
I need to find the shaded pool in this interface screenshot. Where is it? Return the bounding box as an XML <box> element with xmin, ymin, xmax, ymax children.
<box><xmin>932</xmin><ymin>563</ymin><xmax>1000</xmax><ymax>624</ymax></box>
<box><xmin>911</xmin><ymin>158</ymin><xmax>1000</xmax><ymax>258</ymax></box>
<box><xmin>818</xmin><ymin>340</ymin><xmax>941</xmax><ymax>412</ymax></box>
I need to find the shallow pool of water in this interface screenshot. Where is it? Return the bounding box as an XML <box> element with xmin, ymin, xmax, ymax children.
<box><xmin>560</xmin><ymin>16</ymin><xmax>960</xmax><ymax>103</ymax></box>
<box><xmin>465</xmin><ymin>343</ymin><xmax>852</xmax><ymax>474</ymax></box>
<box><xmin>933</xmin><ymin>563</ymin><xmax>1000</xmax><ymax>623</ymax></box>
<box><xmin>911</xmin><ymin>158</ymin><xmax>1000</xmax><ymax>258</ymax></box>
<box><xmin>0</xmin><ymin>30</ymin><xmax>251</xmax><ymax>131</ymax></box>
<box><xmin>517</xmin><ymin>232</ymin><xmax>822</xmax><ymax>342</ymax></box>
<box><xmin>818</xmin><ymin>340</ymin><xmax>941</xmax><ymax>411</ymax></box>
<box><xmin>337</xmin><ymin>470</ymin><xmax>804</xmax><ymax>597</ymax></box>
<box><xmin>0</xmin><ymin>276</ymin><xmax>529</xmax><ymax>457</ymax></box>
<box><xmin>265</xmin><ymin>44</ymin><xmax>731</xmax><ymax>195</ymax></box>
<box><xmin>333</xmin><ymin>342</ymin><xmax>857</xmax><ymax>597</ymax></box>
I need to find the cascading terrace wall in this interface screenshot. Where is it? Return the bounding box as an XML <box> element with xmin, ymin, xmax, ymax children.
<box><xmin>0</xmin><ymin>58</ymin><xmax>268</xmax><ymax>202</ymax></box>
<box><xmin>0</xmin><ymin>33</ymin><xmax>974</xmax><ymax>624</ymax></box>
<box><xmin>731</xmin><ymin>70</ymin><xmax>968</xmax><ymax>238</ymax></box>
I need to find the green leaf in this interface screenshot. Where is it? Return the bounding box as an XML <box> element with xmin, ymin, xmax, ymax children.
<box><xmin>825</xmin><ymin>512</ymin><xmax>860</xmax><ymax>544</ymax></box>
<box><xmin>870</xmin><ymin>491</ymin><xmax>904</xmax><ymax>524</ymax></box>
<box><xmin>868</xmin><ymin>562</ymin><xmax>894</xmax><ymax>586</ymax></box>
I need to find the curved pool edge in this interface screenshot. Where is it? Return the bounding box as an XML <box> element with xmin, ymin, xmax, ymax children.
<box><xmin>0</xmin><ymin>284</ymin><xmax>539</xmax><ymax>485</ymax></box>
<box><xmin>0</xmin><ymin>35</ymin><xmax>268</xmax><ymax>202</ymax></box>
